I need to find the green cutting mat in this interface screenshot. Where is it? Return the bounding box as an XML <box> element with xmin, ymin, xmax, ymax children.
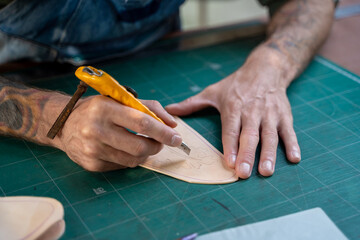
<box><xmin>1</xmin><ymin>37</ymin><xmax>360</xmax><ymax>240</ymax></box>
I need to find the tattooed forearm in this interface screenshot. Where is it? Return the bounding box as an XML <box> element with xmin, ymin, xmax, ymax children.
<box><xmin>0</xmin><ymin>99</ymin><xmax>25</xmax><ymax>130</ymax></box>
<box><xmin>0</xmin><ymin>76</ymin><xmax>50</xmax><ymax>140</ymax></box>
<box><xmin>264</xmin><ymin>0</ymin><xmax>334</xmax><ymax>78</ymax></box>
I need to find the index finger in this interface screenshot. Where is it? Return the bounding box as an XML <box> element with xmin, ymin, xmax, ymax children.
<box><xmin>108</xmin><ymin>101</ymin><xmax>183</xmax><ymax>147</ymax></box>
<box><xmin>141</xmin><ymin>100</ymin><xmax>177</xmax><ymax>128</ymax></box>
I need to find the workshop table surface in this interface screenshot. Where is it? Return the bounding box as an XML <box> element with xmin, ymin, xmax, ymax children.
<box><xmin>0</xmin><ymin>36</ymin><xmax>359</xmax><ymax>239</ymax></box>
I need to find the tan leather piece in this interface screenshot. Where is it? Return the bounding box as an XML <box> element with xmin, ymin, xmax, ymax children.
<box><xmin>0</xmin><ymin>196</ymin><xmax>65</xmax><ymax>240</ymax></box>
<box><xmin>141</xmin><ymin>117</ymin><xmax>238</xmax><ymax>184</ymax></box>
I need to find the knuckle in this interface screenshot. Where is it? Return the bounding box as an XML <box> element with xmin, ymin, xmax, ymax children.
<box><xmin>262</xmin><ymin>129</ymin><xmax>278</xmax><ymax>139</ymax></box>
<box><xmin>281</xmin><ymin>117</ymin><xmax>294</xmax><ymax>127</ymax></box>
<box><xmin>134</xmin><ymin>141</ymin><xmax>149</xmax><ymax>157</ymax></box>
<box><xmin>150</xmin><ymin>100</ymin><xmax>161</xmax><ymax>108</ymax></box>
<box><xmin>224</xmin><ymin>128</ymin><xmax>239</xmax><ymax>138</ymax></box>
<box><xmin>126</xmin><ymin>157</ymin><xmax>141</xmax><ymax>168</ymax></box>
<box><xmin>227</xmin><ymin>101</ymin><xmax>241</xmax><ymax>113</ymax></box>
<box><xmin>137</xmin><ymin>116</ymin><xmax>151</xmax><ymax>133</ymax></box>
<box><xmin>242</xmin><ymin>109</ymin><xmax>259</xmax><ymax>122</ymax></box>
<box><xmin>80</xmin><ymin>126</ymin><xmax>93</xmax><ymax>138</ymax></box>
<box><xmin>83</xmin><ymin>162</ymin><xmax>102</xmax><ymax>172</ymax></box>
<box><xmin>241</xmin><ymin>110</ymin><xmax>251</xmax><ymax>119</ymax></box>
<box><xmin>242</xmin><ymin>128</ymin><xmax>260</xmax><ymax>139</ymax></box>
<box><xmin>279</xmin><ymin>127</ymin><xmax>295</xmax><ymax>137</ymax></box>
<box><xmin>280</xmin><ymin>113</ymin><xmax>294</xmax><ymax>124</ymax></box>
<box><xmin>88</xmin><ymin>98</ymin><xmax>103</xmax><ymax>114</ymax></box>
<box><xmin>83</xmin><ymin>144</ymin><xmax>99</xmax><ymax>158</ymax></box>
<box><xmin>204</xmin><ymin>84</ymin><xmax>217</xmax><ymax>95</ymax></box>
<box><xmin>158</xmin><ymin>128</ymin><xmax>172</xmax><ymax>143</ymax></box>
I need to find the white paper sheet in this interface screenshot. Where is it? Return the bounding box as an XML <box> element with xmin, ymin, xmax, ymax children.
<box><xmin>197</xmin><ymin>208</ymin><xmax>348</xmax><ymax>240</ymax></box>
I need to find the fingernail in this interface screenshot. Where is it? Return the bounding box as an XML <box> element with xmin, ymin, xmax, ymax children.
<box><xmin>239</xmin><ymin>163</ymin><xmax>251</xmax><ymax>177</ymax></box>
<box><xmin>262</xmin><ymin>160</ymin><xmax>273</xmax><ymax>172</ymax></box>
<box><xmin>171</xmin><ymin>135</ymin><xmax>182</xmax><ymax>146</ymax></box>
<box><xmin>228</xmin><ymin>155</ymin><xmax>236</xmax><ymax>168</ymax></box>
<box><xmin>292</xmin><ymin>150</ymin><xmax>301</xmax><ymax>160</ymax></box>
<box><xmin>170</xmin><ymin>115</ymin><xmax>176</xmax><ymax>123</ymax></box>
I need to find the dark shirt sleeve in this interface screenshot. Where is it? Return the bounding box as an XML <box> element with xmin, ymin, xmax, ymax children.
<box><xmin>258</xmin><ymin>0</ymin><xmax>339</xmax><ymax>17</ymax></box>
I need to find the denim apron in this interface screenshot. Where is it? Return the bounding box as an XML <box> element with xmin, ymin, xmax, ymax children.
<box><xmin>0</xmin><ymin>0</ymin><xmax>184</xmax><ymax>65</ymax></box>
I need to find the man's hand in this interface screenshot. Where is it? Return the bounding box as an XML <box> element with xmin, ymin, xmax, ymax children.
<box><xmin>166</xmin><ymin>47</ymin><xmax>300</xmax><ymax>179</ymax></box>
<box><xmin>167</xmin><ymin>0</ymin><xmax>335</xmax><ymax>179</ymax></box>
<box><xmin>0</xmin><ymin>75</ymin><xmax>182</xmax><ymax>172</ymax></box>
<box><xmin>55</xmin><ymin>96</ymin><xmax>182</xmax><ymax>172</ymax></box>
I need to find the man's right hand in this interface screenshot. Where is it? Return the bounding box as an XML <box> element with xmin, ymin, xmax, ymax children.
<box><xmin>55</xmin><ymin>96</ymin><xmax>182</xmax><ymax>172</ymax></box>
<box><xmin>1</xmin><ymin>75</ymin><xmax>181</xmax><ymax>172</ymax></box>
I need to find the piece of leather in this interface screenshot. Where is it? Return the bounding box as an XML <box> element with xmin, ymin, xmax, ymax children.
<box><xmin>0</xmin><ymin>196</ymin><xmax>65</xmax><ymax>240</ymax></box>
<box><xmin>141</xmin><ymin>117</ymin><xmax>238</xmax><ymax>184</ymax></box>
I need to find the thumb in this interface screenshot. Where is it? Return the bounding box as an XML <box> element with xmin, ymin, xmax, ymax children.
<box><xmin>165</xmin><ymin>90</ymin><xmax>216</xmax><ymax>116</ymax></box>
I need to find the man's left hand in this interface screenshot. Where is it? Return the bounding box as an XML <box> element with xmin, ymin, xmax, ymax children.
<box><xmin>166</xmin><ymin>46</ymin><xmax>301</xmax><ymax>179</ymax></box>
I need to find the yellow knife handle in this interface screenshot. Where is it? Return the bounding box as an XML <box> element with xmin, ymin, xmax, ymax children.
<box><xmin>75</xmin><ymin>66</ymin><xmax>165</xmax><ymax>124</ymax></box>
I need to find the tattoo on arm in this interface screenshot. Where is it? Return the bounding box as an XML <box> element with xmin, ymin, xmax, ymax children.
<box><xmin>264</xmin><ymin>0</ymin><xmax>334</xmax><ymax>77</ymax></box>
<box><xmin>0</xmin><ymin>76</ymin><xmax>50</xmax><ymax>139</ymax></box>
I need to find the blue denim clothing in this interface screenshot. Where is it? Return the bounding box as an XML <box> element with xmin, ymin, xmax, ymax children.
<box><xmin>0</xmin><ymin>0</ymin><xmax>184</xmax><ymax>65</ymax></box>
<box><xmin>0</xmin><ymin>0</ymin><xmax>337</xmax><ymax>65</ymax></box>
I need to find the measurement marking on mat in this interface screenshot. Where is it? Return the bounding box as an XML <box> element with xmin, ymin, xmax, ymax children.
<box><xmin>93</xmin><ymin>187</ymin><xmax>107</xmax><ymax>195</ymax></box>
